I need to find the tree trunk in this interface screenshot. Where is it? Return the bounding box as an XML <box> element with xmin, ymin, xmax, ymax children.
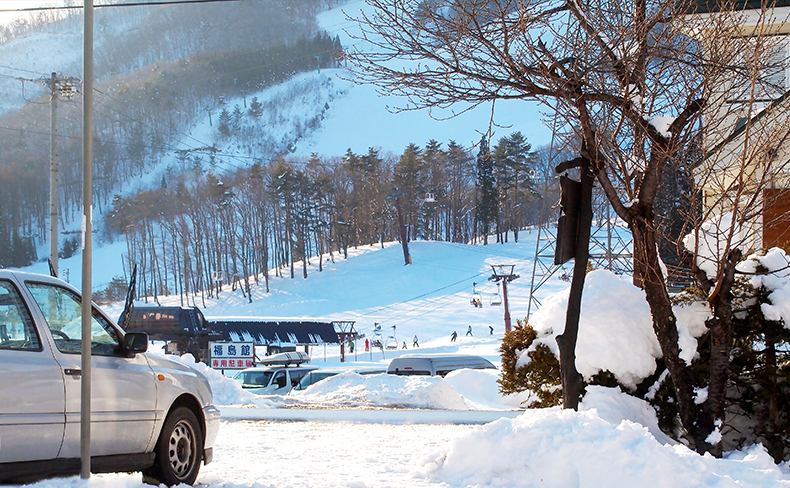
<box><xmin>697</xmin><ymin>248</ymin><xmax>741</xmax><ymax>455</ymax></box>
<box><xmin>631</xmin><ymin>216</ymin><xmax>698</xmax><ymax>445</ymax></box>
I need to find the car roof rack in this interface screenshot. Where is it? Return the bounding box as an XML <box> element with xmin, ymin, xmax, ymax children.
<box><xmin>258</xmin><ymin>351</ymin><xmax>311</xmax><ymax>367</ymax></box>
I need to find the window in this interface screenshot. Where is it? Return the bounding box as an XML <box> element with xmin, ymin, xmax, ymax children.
<box><xmin>236</xmin><ymin>370</ymin><xmax>272</xmax><ymax>387</ymax></box>
<box><xmin>273</xmin><ymin>371</ymin><xmax>287</xmax><ymax>388</ymax></box>
<box><xmin>25</xmin><ymin>282</ymin><xmax>120</xmax><ymax>356</ymax></box>
<box><xmin>0</xmin><ymin>280</ymin><xmax>40</xmax><ymax>351</ymax></box>
<box><xmin>730</xmin><ymin>37</ymin><xmax>788</xmax><ymax>103</ymax></box>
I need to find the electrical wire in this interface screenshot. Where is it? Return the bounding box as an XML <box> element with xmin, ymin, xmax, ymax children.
<box><xmin>0</xmin><ymin>0</ymin><xmax>248</xmax><ymax>13</ymax></box>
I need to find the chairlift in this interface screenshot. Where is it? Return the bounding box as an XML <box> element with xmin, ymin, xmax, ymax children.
<box><xmin>470</xmin><ymin>282</ymin><xmax>483</xmax><ymax>308</ymax></box>
<box><xmin>490</xmin><ymin>283</ymin><xmax>502</xmax><ymax>306</ymax></box>
<box><xmin>424</xmin><ymin>192</ymin><xmax>436</xmax><ymax>203</ymax></box>
<box><xmin>385</xmin><ymin>325</ymin><xmax>398</xmax><ymax>350</ymax></box>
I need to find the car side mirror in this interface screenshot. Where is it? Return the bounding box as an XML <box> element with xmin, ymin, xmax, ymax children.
<box><xmin>124</xmin><ymin>332</ymin><xmax>148</xmax><ymax>356</ymax></box>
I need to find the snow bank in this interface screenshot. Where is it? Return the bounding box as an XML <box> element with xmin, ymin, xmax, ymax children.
<box><xmin>417</xmin><ymin>407</ymin><xmax>790</xmax><ymax>488</ymax></box>
<box><xmin>580</xmin><ymin>386</ymin><xmax>674</xmax><ymax>445</ymax></box>
<box><xmin>288</xmin><ymin>368</ymin><xmax>530</xmax><ymax>411</ymax></box>
<box><xmin>290</xmin><ymin>371</ymin><xmax>469</xmax><ymax>410</ymax></box>
<box><xmin>444</xmin><ymin>368</ymin><xmax>533</xmax><ymax>410</ymax></box>
<box><xmin>171</xmin><ymin>354</ymin><xmax>263</xmax><ymax>407</ymax></box>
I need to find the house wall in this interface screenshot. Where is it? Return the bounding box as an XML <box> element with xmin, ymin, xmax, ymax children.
<box><xmin>763</xmin><ymin>187</ymin><xmax>790</xmax><ymax>249</ymax></box>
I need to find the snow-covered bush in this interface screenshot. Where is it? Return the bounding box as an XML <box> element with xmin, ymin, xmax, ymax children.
<box><xmin>721</xmin><ymin>248</ymin><xmax>790</xmax><ymax>461</ymax></box>
<box><xmin>498</xmin><ymin>320</ymin><xmax>561</xmax><ymax>408</ymax></box>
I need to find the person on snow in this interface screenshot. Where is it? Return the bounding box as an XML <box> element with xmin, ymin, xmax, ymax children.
<box><xmin>466</xmin><ymin>325</ymin><xmax>473</xmax><ymax>336</ymax></box>
<box><xmin>402</xmin><ymin>341</ymin><xmax>408</xmax><ymax>349</ymax></box>
<box><xmin>413</xmin><ymin>335</ymin><xmax>419</xmax><ymax>347</ymax></box>
<box><xmin>489</xmin><ymin>325</ymin><xmax>494</xmax><ymax>335</ymax></box>
<box><xmin>451</xmin><ymin>331</ymin><xmax>457</xmax><ymax>342</ymax></box>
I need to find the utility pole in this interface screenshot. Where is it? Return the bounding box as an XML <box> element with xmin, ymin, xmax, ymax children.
<box><xmin>81</xmin><ymin>0</ymin><xmax>94</xmax><ymax>479</ymax></box>
<box><xmin>489</xmin><ymin>265</ymin><xmax>519</xmax><ymax>332</ymax></box>
<box><xmin>18</xmin><ymin>73</ymin><xmax>79</xmax><ymax>277</ymax></box>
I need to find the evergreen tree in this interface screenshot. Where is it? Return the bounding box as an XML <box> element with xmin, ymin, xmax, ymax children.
<box><xmin>217</xmin><ymin>109</ymin><xmax>231</xmax><ymax>137</ymax></box>
<box><xmin>393</xmin><ymin>143</ymin><xmax>425</xmax><ymax>239</ymax></box>
<box><xmin>249</xmin><ymin>96</ymin><xmax>263</xmax><ymax>118</ymax></box>
<box><xmin>493</xmin><ymin>132</ymin><xmax>540</xmax><ymax>242</ymax></box>
<box><xmin>475</xmin><ymin>136</ymin><xmax>497</xmax><ymax>245</ymax></box>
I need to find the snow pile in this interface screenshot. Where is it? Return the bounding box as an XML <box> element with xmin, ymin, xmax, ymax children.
<box><xmin>444</xmin><ymin>369</ymin><xmax>533</xmax><ymax>410</ymax></box>
<box><xmin>171</xmin><ymin>354</ymin><xmax>263</xmax><ymax>407</ymax></box>
<box><xmin>737</xmin><ymin>247</ymin><xmax>790</xmax><ymax>324</ymax></box>
<box><xmin>580</xmin><ymin>386</ymin><xmax>674</xmax><ymax>444</ymax></box>
<box><xmin>527</xmin><ymin>270</ymin><xmax>662</xmax><ymax>389</ymax></box>
<box><xmin>290</xmin><ymin>371</ymin><xmax>469</xmax><ymax>410</ymax></box>
<box><xmin>417</xmin><ymin>406</ymin><xmax>790</xmax><ymax>488</ymax></box>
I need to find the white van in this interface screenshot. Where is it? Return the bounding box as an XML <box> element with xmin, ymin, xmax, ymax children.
<box><xmin>233</xmin><ymin>365</ymin><xmax>318</xmax><ymax>395</ymax></box>
<box><xmin>387</xmin><ymin>354</ymin><xmax>497</xmax><ymax>377</ymax></box>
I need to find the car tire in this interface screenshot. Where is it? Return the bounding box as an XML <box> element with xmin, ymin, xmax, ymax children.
<box><xmin>143</xmin><ymin>406</ymin><xmax>203</xmax><ymax>486</ymax></box>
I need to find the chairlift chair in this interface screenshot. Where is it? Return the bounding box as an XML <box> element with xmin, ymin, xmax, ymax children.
<box><xmin>490</xmin><ymin>283</ymin><xmax>502</xmax><ymax>306</ymax></box>
<box><xmin>470</xmin><ymin>282</ymin><xmax>483</xmax><ymax>308</ymax></box>
<box><xmin>385</xmin><ymin>325</ymin><xmax>398</xmax><ymax>350</ymax></box>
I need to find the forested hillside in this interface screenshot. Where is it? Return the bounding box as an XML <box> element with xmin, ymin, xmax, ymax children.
<box><xmin>0</xmin><ymin>0</ymin><xmax>342</xmax><ymax>267</ymax></box>
<box><xmin>0</xmin><ymin>0</ymin><xmax>559</xmax><ymax>307</ymax></box>
<box><xmin>102</xmin><ymin>132</ymin><xmax>548</xmax><ymax>305</ymax></box>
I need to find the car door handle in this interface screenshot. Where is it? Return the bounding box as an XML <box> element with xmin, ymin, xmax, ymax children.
<box><xmin>64</xmin><ymin>368</ymin><xmax>82</xmax><ymax>377</ymax></box>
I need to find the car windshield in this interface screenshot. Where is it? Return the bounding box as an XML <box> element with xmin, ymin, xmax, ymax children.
<box><xmin>234</xmin><ymin>370</ymin><xmax>274</xmax><ymax>387</ymax></box>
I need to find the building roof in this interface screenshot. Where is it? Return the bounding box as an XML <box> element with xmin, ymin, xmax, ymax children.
<box><xmin>703</xmin><ymin>89</ymin><xmax>790</xmax><ymax>162</ymax></box>
<box><xmin>209</xmin><ymin>319</ymin><xmax>340</xmax><ymax>345</ymax></box>
<box><xmin>692</xmin><ymin>0</ymin><xmax>790</xmax><ymax>14</ymax></box>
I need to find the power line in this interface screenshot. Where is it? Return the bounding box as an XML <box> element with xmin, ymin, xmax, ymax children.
<box><xmin>0</xmin><ymin>0</ymin><xmax>247</xmax><ymax>13</ymax></box>
<box><xmin>0</xmin><ymin>64</ymin><xmax>51</xmax><ymax>77</ymax></box>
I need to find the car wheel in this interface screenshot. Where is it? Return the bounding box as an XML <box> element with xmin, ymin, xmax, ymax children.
<box><xmin>143</xmin><ymin>406</ymin><xmax>203</xmax><ymax>486</ymax></box>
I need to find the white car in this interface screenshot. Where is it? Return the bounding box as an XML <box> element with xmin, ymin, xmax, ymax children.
<box><xmin>0</xmin><ymin>270</ymin><xmax>220</xmax><ymax>485</ymax></box>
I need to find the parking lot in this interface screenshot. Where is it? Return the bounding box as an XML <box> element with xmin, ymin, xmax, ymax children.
<box><xmin>199</xmin><ymin>419</ymin><xmax>475</xmax><ymax>488</ymax></box>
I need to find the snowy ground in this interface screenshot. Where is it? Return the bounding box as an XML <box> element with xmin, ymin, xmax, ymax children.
<box><xmin>13</xmin><ymin>234</ymin><xmax>790</xmax><ymax>488</ymax></box>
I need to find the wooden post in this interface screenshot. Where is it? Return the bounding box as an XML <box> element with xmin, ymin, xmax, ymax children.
<box><xmin>555</xmin><ymin>157</ymin><xmax>593</xmax><ymax>411</ymax></box>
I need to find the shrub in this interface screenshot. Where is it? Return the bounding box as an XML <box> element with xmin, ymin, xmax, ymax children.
<box><xmin>498</xmin><ymin>319</ymin><xmax>562</xmax><ymax>408</ymax></box>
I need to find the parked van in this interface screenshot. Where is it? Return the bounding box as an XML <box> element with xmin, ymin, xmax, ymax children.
<box><xmin>233</xmin><ymin>365</ymin><xmax>318</xmax><ymax>395</ymax></box>
<box><xmin>387</xmin><ymin>354</ymin><xmax>497</xmax><ymax>376</ymax></box>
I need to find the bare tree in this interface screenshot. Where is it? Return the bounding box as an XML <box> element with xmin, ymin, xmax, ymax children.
<box><xmin>343</xmin><ymin>0</ymin><xmax>790</xmax><ymax>454</ymax></box>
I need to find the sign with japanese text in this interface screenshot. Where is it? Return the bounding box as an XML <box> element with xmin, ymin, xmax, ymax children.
<box><xmin>209</xmin><ymin>341</ymin><xmax>254</xmax><ymax>369</ymax></box>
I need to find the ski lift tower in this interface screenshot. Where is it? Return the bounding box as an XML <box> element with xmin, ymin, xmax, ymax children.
<box><xmin>489</xmin><ymin>265</ymin><xmax>519</xmax><ymax>332</ymax></box>
<box><xmin>334</xmin><ymin>321</ymin><xmax>360</xmax><ymax>363</ymax></box>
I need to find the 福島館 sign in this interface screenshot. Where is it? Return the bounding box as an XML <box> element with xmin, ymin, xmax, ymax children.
<box><xmin>209</xmin><ymin>341</ymin><xmax>254</xmax><ymax>369</ymax></box>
